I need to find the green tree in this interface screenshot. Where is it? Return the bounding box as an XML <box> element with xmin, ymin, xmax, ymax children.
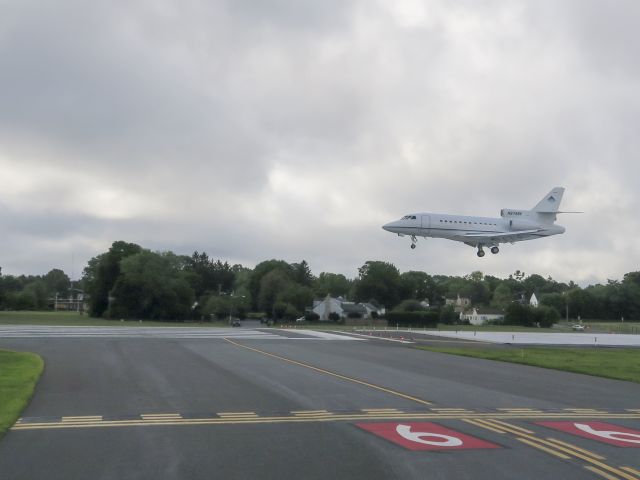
<box><xmin>353</xmin><ymin>261</ymin><xmax>402</xmax><ymax>308</ymax></box>
<box><xmin>84</xmin><ymin>241</ymin><xmax>143</xmax><ymax>317</ymax></box>
<box><xmin>400</xmin><ymin>271</ymin><xmax>436</xmax><ymax>302</ymax></box>
<box><xmin>279</xmin><ymin>284</ymin><xmax>314</xmax><ymax>313</ymax></box>
<box><xmin>491</xmin><ymin>283</ymin><xmax>513</xmax><ymax>309</ymax></box>
<box><xmin>109</xmin><ymin>251</ymin><xmax>195</xmax><ymax>320</ymax></box>
<box><xmin>258</xmin><ymin>269</ymin><xmax>293</xmax><ymax>316</ymax></box>
<box><xmin>43</xmin><ymin>269</ymin><xmax>71</xmax><ymax>296</ymax></box>
<box><xmin>291</xmin><ymin>260</ymin><xmax>314</xmax><ymax>287</ymax></box>
<box><xmin>248</xmin><ymin>260</ymin><xmax>292</xmax><ymax>310</ymax></box>
<box><xmin>313</xmin><ymin>272</ymin><xmax>351</xmax><ymax>298</ymax></box>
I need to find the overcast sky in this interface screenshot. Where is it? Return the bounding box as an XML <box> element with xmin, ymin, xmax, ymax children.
<box><xmin>1</xmin><ymin>0</ymin><xmax>638</xmax><ymax>285</ymax></box>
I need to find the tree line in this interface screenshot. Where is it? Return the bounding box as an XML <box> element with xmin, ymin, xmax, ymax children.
<box><xmin>2</xmin><ymin>240</ymin><xmax>640</xmax><ymax>322</ymax></box>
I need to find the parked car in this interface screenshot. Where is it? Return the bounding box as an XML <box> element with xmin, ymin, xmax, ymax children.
<box><xmin>232</xmin><ymin>320</ymin><xmax>241</xmax><ymax>327</ymax></box>
<box><xmin>571</xmin><ymin>324</ymin><xmax>585</xmax><ymax>331</ymax></box>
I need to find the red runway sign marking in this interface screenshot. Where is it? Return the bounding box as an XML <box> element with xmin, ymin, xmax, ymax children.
<box><xmin>536</xmin><ymin>422</ymin><xmax>640</xmax><ymax>447</ymax></box>
<box><xmin>355</xmin><ymin>422</ymin><xmax>501</xmax><ymax>451</ymax></box>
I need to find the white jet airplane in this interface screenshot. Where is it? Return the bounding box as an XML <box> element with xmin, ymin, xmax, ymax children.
<box><xmin>382</xmin><ymin>187</ymin><xmax>573</xmax><ymax>257</ymax></box>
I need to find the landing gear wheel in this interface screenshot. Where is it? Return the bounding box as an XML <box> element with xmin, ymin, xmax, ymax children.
<box><xmin>477</xmin><ymin>249</ymin><xmax>485</xmax><ymax>257</ymax></box>
<box><xmin>491</xmin><ymin>246</ymin><xmax>499</xmax><ymax>254</ymax></box>
<box><xmin>410</xmin><ymin>243</ymin><xmax>416</xmax><ymax>249</ymax></box>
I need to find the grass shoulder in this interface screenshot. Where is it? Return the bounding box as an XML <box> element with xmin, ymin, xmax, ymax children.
<box><xmin>0</xmin><ymin>311</ymin><xmax>229</xmax><ymax>327</ymax></box>
<box><xmin>415</xmin><ymin>345</ymin><xmax>640</xmax><ymax>384</ymax></box>
<box><xmin>0</xmin><ymin>349</ymin><xmax>44</xmax><ymax>437</ymax></box>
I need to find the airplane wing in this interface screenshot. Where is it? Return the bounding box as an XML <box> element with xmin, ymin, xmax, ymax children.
<box><xmin>452</xmin><ymin>229</ymin><xmax>543</xmax><ymax>246</ymax></box>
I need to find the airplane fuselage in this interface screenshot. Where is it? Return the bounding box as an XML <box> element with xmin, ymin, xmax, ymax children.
<box><xmin>383</xmin><ymin>213</ymin><xmax>565</xmax><ymax>242</ymax></box>
<box><xmin>382</xmin><ymin>187</ymin><xmax>569</xmax><ymax>257</ymax></box>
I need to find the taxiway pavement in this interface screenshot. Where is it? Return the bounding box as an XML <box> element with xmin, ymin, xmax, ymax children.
<box><xmin>0</xmin><ymin>327</ymin><xmax>638</xmax><ymax>479</ymax></box>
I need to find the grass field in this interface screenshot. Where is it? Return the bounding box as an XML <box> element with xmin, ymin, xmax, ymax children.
<box><xmin>417</xmin><ymin>345</ymin><xmax>640</xmax><ymax>384</ymax></box>
<box><xmin>584</xmin><ymin>321</ymin><xmax>640</xmax><ymax>334</ymax></box>
<box><xmin>0</xmin><ymin>349</ymin><xmax>44</xmax><ymax>437</ymax></box>
<box><xmin>0</xmin><ymin>311</ymin><xmax>230</xmax><ymax>327</ymax></box>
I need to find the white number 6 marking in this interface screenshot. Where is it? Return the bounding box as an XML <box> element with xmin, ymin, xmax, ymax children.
<box><xmin>396</xmin><ymin>424</ymin><xmax>463</xmax><ymax>446</ymax></box>
<box><xmin>574</xmin><ymin>423</ymin><xmax>640</xmax><ymax>444</ymax></box>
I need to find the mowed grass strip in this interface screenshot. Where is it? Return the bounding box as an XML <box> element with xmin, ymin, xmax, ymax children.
<box><xmin>0</xmin><ymin>311</ymin><xmax>230</xmax><ymax>327</ymax></box>
<box><xmin>416</xmin><ymin>346</ymin><xmax>640</xmax><ymax>384</ymax></box>
<box><xmin>0</xmin><ymin>349</ymin><xmax>44</xmax><ymax>437</ymax></box>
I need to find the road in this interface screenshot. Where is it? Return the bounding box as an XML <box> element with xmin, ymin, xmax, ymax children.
<box><xmin>0</xmin><ymin>326</ymin><xmax>639</xmax><ymax>479</ymax></box>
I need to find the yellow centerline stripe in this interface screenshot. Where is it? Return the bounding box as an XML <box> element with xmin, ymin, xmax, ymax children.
<box><xmin>223</xmin><ymin>337</ymin><xmax>432</xmax><ymax>406</ymax></box>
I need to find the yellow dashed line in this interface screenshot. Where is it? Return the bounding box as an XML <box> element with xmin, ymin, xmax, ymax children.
<box><xmin>362</xmin><ymin>408</ymin><xmax>402</xmax><ymax>413</ymax></box>
<box><xmin>217</xmin><ymin>412</ymin><xmax>258</xmax><ymax>417</ymax></box>
<box><xmin>431</xmin><ymin>408</ymin><xmax>471</xmax><ymax>411</ymax></box>
<box><xmin>141</xmin><ymin>413</ymin><xmax>182</xmax><ymax>417</ymax></box>
<box><xmin>61</xmin><ymin>416</ymin><xmax>103</xmax><ymax>423</ymax></box>
<box><xmin>223</xmin><ymin>337</ymin><xmax>432</xmax><ymax>406</ymax></box>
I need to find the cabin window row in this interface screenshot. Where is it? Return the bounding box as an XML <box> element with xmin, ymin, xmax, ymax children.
<box><xmin>439</xmin><ymin>219</ymin><xmax>496</xmax><ymax>226</ymax></box>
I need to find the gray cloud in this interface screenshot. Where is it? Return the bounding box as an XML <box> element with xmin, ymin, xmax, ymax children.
<box><xmin>1</xmin><ymin>0</ymin><xmax>638</xmax><ymax>286</ymax></box>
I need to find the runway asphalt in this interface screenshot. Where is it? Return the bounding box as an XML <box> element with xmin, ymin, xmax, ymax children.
<box><xmin>0</xmin><ymin>327</ymin><xmax>639</xmax><ymax>479</ymax></box>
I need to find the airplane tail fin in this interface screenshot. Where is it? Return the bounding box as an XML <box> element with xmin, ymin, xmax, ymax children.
<box><xmin>532</xmin><ymin>187</ymin><xmax>564</xmax><ymax>212</ymax></box>
<box><xmin>531</xmin><ymin>187</ymin><xmax>565</xmax><ymax>224</ymax></box>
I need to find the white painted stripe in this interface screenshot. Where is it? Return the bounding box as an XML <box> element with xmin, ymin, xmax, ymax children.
<box><xmin>275</xmin><ymin>329</ymin><xmax>363</xmax><ymax>340</ymax></box>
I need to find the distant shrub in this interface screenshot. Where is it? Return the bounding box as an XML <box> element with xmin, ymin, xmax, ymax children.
<box><xmin>505</xmin><ymin>304</ymin><xmax>560</xmax><ymax>328</ymax></box>
<box><xmin>304</xmin><ymin>312</ymin><xmax>320</xmax><ymax>322</ymax></box>
<box><xmin>385</xmin><ymin>311</ymin><xmax>438</xmax><ymax>327</ymax></box>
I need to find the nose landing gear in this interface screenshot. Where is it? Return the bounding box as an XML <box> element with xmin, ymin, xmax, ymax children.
<box><xmin>410</xmin><ymin>235</ymin><xmax>417</xmax><ymax>249</ymax></box>
<box><xmin>477</xmin><ymin>247</ymin><xmax>485</xmax><ymax>257</ymax></box>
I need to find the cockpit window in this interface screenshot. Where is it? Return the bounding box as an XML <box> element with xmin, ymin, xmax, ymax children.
<box><xmin>401</xmin><ymin>215</ymin><xmax>417</xmax><ymax>220</ymax></box>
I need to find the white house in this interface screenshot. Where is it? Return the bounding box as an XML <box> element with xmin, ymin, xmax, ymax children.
<box><xmin>311</xmin><ymin>295</ymin><xmax>384</xmax><ymax>320</ymax></box>
<box><xmin>460</xmin><ymin>308</ymin><xmax>505</xmax><ymax>326</ymax></box>
<box><xmin>529</xmin><ymin>293</ymin><xmax>539</xmax><ymax>308</ymax></box>
<box><xmin>445</xmin><ymin>294</ymin><xmax>471</xmax><ymax>313</ymax></box>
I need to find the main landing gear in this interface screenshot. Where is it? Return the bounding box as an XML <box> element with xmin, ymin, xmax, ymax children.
<box><xmin>410</xmin><ymin>235</ymin><xmax>417</xmax><ymax>249</ymax></box>
<box><xmin>477</xmin><ymin>245</ymin><xmax>500</xmax><ymax>257</ymax></box>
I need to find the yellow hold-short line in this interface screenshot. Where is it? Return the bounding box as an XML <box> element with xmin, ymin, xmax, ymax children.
<box><xmin>620</xmin><ymin>467</ymin><xmax>640</xmax><ymax>477</ymax></box>
<box><xmin>516</xmin><ymin>437</ymin><xmax>571</xmax><ymax>460</ymax></box>
<box><xmin>545</xmin><ymin>438</ymin><xmax>605</xmax><ymax>461</ymax></box>
<box><xmin>584</xmin><ymin>466</ymin><xmax>625</xmax><ymax>480</ymax></box>
<box><xmin>462</xmin><ymin>419</ymin><xmax>506</xmax><ymax>434</ymax></box>
<box><xmin>485</xmin><ymin>419</ymin><xmax>534</xmax><ymax>435</ymax></box>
